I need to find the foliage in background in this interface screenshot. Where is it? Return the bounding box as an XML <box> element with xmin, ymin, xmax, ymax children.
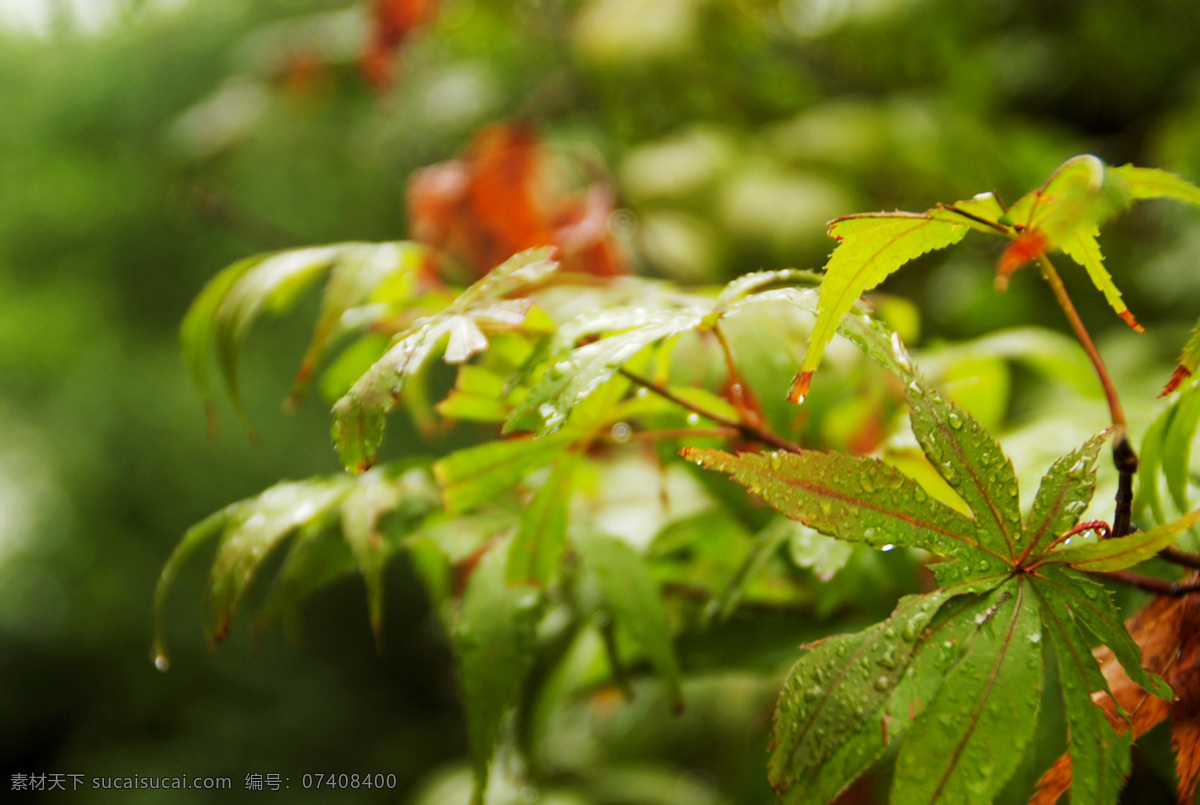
<box><xmin>7</xmin><ymin>0</ymin><xmax>1200</xmax><ymax>803</ymax></box>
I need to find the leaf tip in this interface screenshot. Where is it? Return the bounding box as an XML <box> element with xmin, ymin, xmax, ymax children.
<box><xmin>788</xmin><ymin>371</ymin><xmax>813</xmax><ymax>404</ymax></box>
<box><xmin>1161</xmin><ymin>365</ymin><xmax>1192</xmax><ymax>397</ymax></box>
<box><xmin>1118</xmin><ymin>309</ymin><xmax>1145</xmax><ymax>333</ymax></box>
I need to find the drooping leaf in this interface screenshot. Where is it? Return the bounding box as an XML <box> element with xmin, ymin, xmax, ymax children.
<box><xmin>1032</xmin><ymin>581</ymin><xmax>1193</xmax><ymax>803</ymax></box>
<box><xmin>333</xmin><ymin>247</ymin><xmax>557</xmax><ymax>472</ymax></box>
<box><xmin>1034</xmin><ymin>565</ymin><xmax>1172</xmax><ymax>700</ymax></box>
<box><xmin>211</xmin><ymin>246</ymin><xmax>350</xmax><ymax>432</ymax></box>
<box><xmin>341</xmin><ymin>465</ymin><xmax>438</xmax><ymax>641</ymax></box>
<box><xmin>203</xmin><ymin>478</ymin><xmax>354</xmax><ymax>644</ymax></box>
<box><xmin>790</xmin><ymin>212</ymin><xmax>971</xmax><ymax>401</ymax></box>
<box><xmin>505</xmin><ymin>453</ymin><xmax>578</xmax><ymax>586</ymax></box>
<box><xmin>155</xmin><ymin>466</ymin><xmax>438</xmax><ymax>661</ymax></box>
<box><xmin>180</xmin><ymin>255</ymin><xmax>259</xmax><ymax>433</ymax></box>
<box><xmin>1033</xmin><ymin>581</ymin><xmax>1130</xmax><ymax>805</ymax></box>
<box><xmin>1042</xmin><ymin>507</ymin><xmax>1200</xmax><ymax>572</ymax></box>
<box><xmin>892</xmin><ymin>579</ymin><xmax>1043</xmax><ymax>805</ymax></box>
<box><xmin>289</xmin><ymin>241</ymin><xmax>430</xmax><ymax>405</ymax></box>
<box><xmin>573</xmin><ymin>531</ymin><xmax>683</xmax><ymax>709</ymax></box>
<box><xmin>1058</xmin><ymin>224</ymin><xmax>1143</xmax><ymax>332</ymax></box>
<box><xmin>454</xmin><ymin>540</ymin><xmax>543</xmax><ymax>804</ymax></box>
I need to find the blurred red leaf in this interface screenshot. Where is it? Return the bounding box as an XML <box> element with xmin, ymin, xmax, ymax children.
<box><xmin>408</xmin><ymin>122</ymin><xmax>626</xmax><ymax>279</ymax></box>
<box><xmin>361</xmin><ymin>0</ymin><xmax>440</xmax><ymax>88</ymax></box>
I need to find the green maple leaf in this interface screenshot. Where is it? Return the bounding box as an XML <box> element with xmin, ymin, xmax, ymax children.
<box><xmin>332</xmin><ymin>248</ymin><xmax>558</xmax><ymax>472</ymax></box>
<box><xmin>686</xmin><ymin>317</ymin><xmax>1188</xmax><ymax>805</ymax></box>
<box><xmin>794</xmin><ymin>156</ymin><xmax>1200</xmax><ymax>398</ymax></box>
<box><xmin>153</xmin><ymin>462</ymin><xmax>439</xmax><ymax>663</ymax></box>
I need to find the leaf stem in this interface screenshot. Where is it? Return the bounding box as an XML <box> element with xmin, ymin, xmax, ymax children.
<box><xmin>1035</xmin><ymin>254</ymin><xmax>1127</xmax><ymax>433</ymax></box>
<box><xmin>712</xmin><ymin>322</ymin><xmax>764</xmax><ymax>427</ymax></box>
<box><xmin>618</xmin><ymin>369</ymin><xmax>803</xmax><ymax>454</ymax></box>
<box><xmin>1094</xmin><ymin>570</ymin><xmax>1200</xmax><ymax>597</ymax></box>
<box><xmin>1035</xmin><ymin>253</ymin><xmax>1138</xmax><ymax>536</ymax></box>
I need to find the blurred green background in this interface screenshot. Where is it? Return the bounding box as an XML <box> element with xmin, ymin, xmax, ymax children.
<box><xmin>3</xmin><ymin>0</ymin><xmax>1200</xmax><ymax>802</ymax></box>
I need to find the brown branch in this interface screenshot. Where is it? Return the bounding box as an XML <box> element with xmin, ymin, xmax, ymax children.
<box><xmin>1095</xmin><ymin>570</ymin><xmax>1200</xmax><ymax>597</ymax></box>
<box><xmin>1159</xmin><ymin>546</ymin><xmax>1200</xmax><ymax>572</ymax></box>
<box><xmin>618</xmin><ymin>369</ymin><xmax>803</xmax><ymax>454</ymax></box>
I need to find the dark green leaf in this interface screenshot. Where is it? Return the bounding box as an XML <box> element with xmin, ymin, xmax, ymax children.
<box><xmin>573</xmin><ymin>531</ymin><xmax>683</xmax><ymax>709</ymax></box>
<box><xmin>1034</xmin><ymin>565</ymin><xmax>1171</xmax><ymax>700</ymax></box>
<box><xmin>341</xmin><ymin>465</ymin><xmax>438</xmax><ymax>641</ymax></box>
<box><xmin>455</xmin><ymin>540</ymin><xmax>543</xmax><ymax>804</ymax></box>
<box><xmin>893</xmin><ymin>579</ymin><xmax>1043</xmax><ymax>805</ymax></box>
<box><xmin>767</xmin><ymin>589</ymin><xmax>955</xmax><ymax>792</ymax></box>
<box><xmin>1034</xmin><ymin>583</ymin><xmax>1130</xmax><ymax>805</ymax></box>
<box><xmin>506</xmin><ymin>454</ymin><xmax>578</xmax><ymax>586</ymax></box>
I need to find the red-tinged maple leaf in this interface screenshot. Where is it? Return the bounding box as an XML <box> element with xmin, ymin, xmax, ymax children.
<box><xmin>996</xmin><ymin>229</ymin><xmax>1049</xmax><ymax>290</ymax></box>
<box><xmin>408</xmin><ymin>122</ymin><xmax>627</xmax><ymax>279</ymax></box>
<box><xmin>1031</xmin><ymin>578</ymin><xmax>1200</xmax><ymax>805</ymax></box>
<box><xmin>361</xmin><ymin>0</ymin><xmax>440</xmax><ymax>88</ymax></box>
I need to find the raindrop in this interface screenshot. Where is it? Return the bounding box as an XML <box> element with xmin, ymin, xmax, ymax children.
<box><xmin>804</xmin><ymin>685</ymin><xmax>823</xmax><ymax>702</ymax></box>
<box><xmin>912</xmin><ymin>487</ymin><xmax>928</xmax><ymax>503</ymax></box>
<box><xmin>863</xmin><ymin>527</ymin><xmax>877</xmax><ymax>540</ymax></box>
<box><xmin>860</xmin><ymin>474</ymin><xmax>876</xmax><ymax>493</ymax></box>
<box><xmin>1029</xmin><ymin>632</ymin><xmax>1042</xmax><ymax>645</ymax></box>
<box><xmin>686</xmin><ymin>413</ymin><xmax>701</xmax><ymax>425</ymax></box>
<box><xmin>947</xmin><ymin>412</ymin><xmax>964</xmax><ymax>430</ymax></box>
<box><xmin>770</xmin><ymin>453</ymin><xmax>783</xmax><ymax>470</ymax></box>
<box><xmin>874</xmin><ymin>675</ymin><xmax>891</xmax><ymax>691</ymax></box>
<box><xmin>881</xmin><ymin>543</ymin><xmax>895</xmax><ymax>552</ymax></box>
<box><xmin>610</xmin><ymin>422</ymin><xmax>632</xmax><ymax>443</ymax></box>
<box><xmin>153</xmin><ymin>652</ymin><xmax>170</xmax><ymax>672</ymax></box>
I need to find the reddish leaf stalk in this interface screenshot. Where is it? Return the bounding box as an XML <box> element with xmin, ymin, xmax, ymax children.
<box><xmin>1096</xmin><ymin>570</ymin><xmax>1200</xmax><ymax>598</ymax></box>
<box><xmin>617</xmin><ymin>369</ymin><xmax>803</xmax><ymax>454</ymax></box>
<box><xmin>1035</xmin><ymin>254</ymin><xmax>1139</xmax><ymax>538</ymax></box>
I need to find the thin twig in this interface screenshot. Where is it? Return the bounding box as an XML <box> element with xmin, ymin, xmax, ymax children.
<box><xmin>1095</xmin><ymin>570</ymin><xmax>1200</xmax><ymax>597</ymax></box>
<box><xmin>618</xmin><ymin>369</ymin><xmax>803</xmax><ymax>454</ymax></box>
<box><xmin>1159</xmin><ymin>546</ymin><xmax>1200</xmax><ymax>571</ymax></box>
<box><xmin>1035</xmin><ymin>255</ymin><xmax>1128</xmax><ymax>433</ymax></box>
<box><xmin>712</xmin><ymin>322</ymin><xmax>762</xmax><ymax>427</ymax></box>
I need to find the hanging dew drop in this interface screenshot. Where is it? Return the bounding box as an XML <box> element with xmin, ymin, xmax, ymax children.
<box><xmin>153</xmin><ymin>652</ymin><xmax>170</xmax><ymax>672</ymax></box>
<box><xmin>881</xmin><ymin>543</ymin><xmax>895</xmax><ymax>552</ymax></box>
